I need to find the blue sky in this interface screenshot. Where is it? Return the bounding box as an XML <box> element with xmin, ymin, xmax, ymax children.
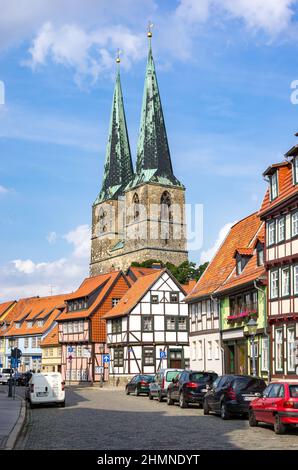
<box><xmin>1</xmin><ymin>0</ymin><xmax>298</xmax><ymax>300</ymax></box>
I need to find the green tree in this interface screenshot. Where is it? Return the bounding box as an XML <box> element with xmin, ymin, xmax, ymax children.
<box><xmin>131</xmin><ymin>259</ymin><xmax>208</xmax><ymax>285</ymax></box>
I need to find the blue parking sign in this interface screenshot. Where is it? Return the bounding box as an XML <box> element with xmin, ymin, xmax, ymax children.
<box><xmin>160</xmin><ymin>351</ymin><xmax>167</xmax><ymax>359</ymax></box>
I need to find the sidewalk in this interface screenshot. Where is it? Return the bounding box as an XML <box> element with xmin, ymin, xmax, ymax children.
<box><xmin>0</xmin><ymin>387</ymin><xmax>26</xmax><ymax>449</ymax></box>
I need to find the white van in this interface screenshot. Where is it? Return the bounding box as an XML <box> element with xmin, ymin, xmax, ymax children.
<box><xmin>27</xmin><ymin>372</ymin><xmax>65</xmax><ymax>408</ymax></box>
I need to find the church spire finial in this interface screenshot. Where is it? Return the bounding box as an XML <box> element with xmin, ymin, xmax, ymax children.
<box><xmin>147</xmin><ymin>21</ymin><xmax>153</xmax><ymax>40</ymax></box>
<box><xmin>116</xmin><ymin>48</ymin><xmax>121</xmax><ymax>65</ymax></box>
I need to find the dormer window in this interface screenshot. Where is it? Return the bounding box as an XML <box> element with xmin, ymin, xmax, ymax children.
<box><xmin>27</xmin><ymin>321</ymin><xmax>33</xmax><ymax>328</ymax></box>
<box><xmin>257</xmin><ymin>244</ymin><xmax>264</xmax><ymax>266</ymax></box>
<box><xmin>37</xmin><ymin>320</ymin><xmax>44</xmax><ymax>327</ymax></box>
<box><xmin>270</xmin><ymin>171</ymin><xmax>278</xmax><ymax>200</ymax></box>
<box><xmin>15</xmin><ymin>322</ymin><xmax>21</xmax><ymax>329</ymax></box>
<box><xmin>236</xmin><ymin>257</ymin><xmax>243</xmax><ymax>275</ymax></box>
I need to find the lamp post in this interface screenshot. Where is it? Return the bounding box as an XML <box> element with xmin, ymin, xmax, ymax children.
<box><xmin>247</xmin><ymin>318</ymin><xmax>258</xmax><ymax>377</ymax></box>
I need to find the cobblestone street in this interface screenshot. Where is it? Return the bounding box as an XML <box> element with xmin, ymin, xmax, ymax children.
<box><xmin>15</xmin><ymin>387</ymin><xmax>298</xmax><ymax>450</ymax></box>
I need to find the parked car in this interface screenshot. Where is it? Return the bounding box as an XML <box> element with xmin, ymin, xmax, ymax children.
<box><xmin>203</xmin><ymin>374</ymin><xmax>266</xmax><ymax>419</ymax></box>
<box><xmin>26</xmin><ymin>372</ymin><xmax>65</xmax><ymax>408</ymax></box>
<box><xmin>249</xmin><ymin>382</ymin><xmax>298</xmax><ymax>434</ymax></box>
<box><xmin>13</xmin><ymin>371</ymin><xmax>32</xmax><ymax>386</ymax></box>
<box><xmin>149</xmin><ymin>369</ymin><xmax>183</xmax><ymax>402</ymax></box>
<box><xmin>125</xmin><ymin>374</ymin><xmax>154</xmax><ymax>396</ymax></box>
<box><xmin>167</xmin><ymin>370</ymin><xmax>218</xmax><ymax>408</ymax></box>
<box><xmin>0</xmin><ymin>368</ymin><xmax>14</xmax><ymax>385</ymax></box>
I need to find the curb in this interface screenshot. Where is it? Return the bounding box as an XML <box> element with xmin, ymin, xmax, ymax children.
<box><xmin>4</xmin><ymin>395</ymin><xmax>27</xmax><ymax>450</ymax></box>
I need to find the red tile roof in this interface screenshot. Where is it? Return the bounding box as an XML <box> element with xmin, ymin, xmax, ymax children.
<box><xmin>186</xmin><ymin>212</ymin><xmax>262</xmax><ymax>301</ymax></box>
<box><xmin>103</xmin><ymin>270</ymin><xmax>165</xmax><ymax>319</ymax></box>
<box><xmin>233</xmin><ymin>248</ymin><xmax>254</xmax><ymax>258</ymax></box>
<box><xmin>58</xmin><ymin>271</ymin><xmax>128</xmax><ymax>321</ymax></box>
<box><xmin>40</xmin><ymin>325</ymin><xmax>59</xmax><ymax>347</ymax></box>
<box><xmin>126</xmin><ymin>266</ymin><xmax>161</xmax><ymax>282</ymax></box>
<box><xmin>216</xmin><ymin>224</ymin><xmax>266</xmax><ymax>293</ymax></box>
<box><xmin>0</xmin><ymin>301</ymin><xmax>16</xmax><ymax>320</ymax></box>
<box><xmin>259</xmin><ymin>162</ymin><xmax>298</xmax><ymax>216</ymax></box>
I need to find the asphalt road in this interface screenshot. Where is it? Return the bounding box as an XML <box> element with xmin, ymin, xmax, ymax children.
<box><xmin>15</xmin><ymin>386</ymin><xmax>298</xmax><ymax>450</ymax></box>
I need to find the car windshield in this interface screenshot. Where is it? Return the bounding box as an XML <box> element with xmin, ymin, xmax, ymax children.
<box><xmin>232</xmin><ymin>377</ymin><xmax>265</xmax><ymax>392</ymax></box>
<box><xmin>289</xmin><ymin>385</ymin><xmax>298</xmax><ymax>398</ymax></box>
<box><xmin>139</xmin><ymin>375</ymin><xmax>153</xmax><ymax>382</ymax></box>
<box><xmin>166</xmin><ymin>371</ymin><xmax>180</xmax><ymax>382</ymax></box>
<box><xmin>190</xmin><ymin>373</ymin><xmax>210</xmax><ymax>383</ymax></box>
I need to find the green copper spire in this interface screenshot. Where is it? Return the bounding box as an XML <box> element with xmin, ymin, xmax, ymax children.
<box><xmin>95</xmin><ymin>62</ymin><xmax>133</xmax><ymax>204</ymax></box>
<box><xmin>128</xmin><ymin>34</ymin><xmax>183</xmax><ymax>189</ymax></box>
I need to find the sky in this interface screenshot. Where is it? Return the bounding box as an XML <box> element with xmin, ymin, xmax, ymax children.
<box><xmin>1</xmin><ymin>0</ymin><xmax>298</xmax><ymax>300</ymax></box>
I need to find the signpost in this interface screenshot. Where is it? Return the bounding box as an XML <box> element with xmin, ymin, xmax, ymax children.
<box><xmin>160</xmin><ymin>351</ymin><xmax>167</xmax><ymax>360</ymax></box>
<box><xmin>8</xmin><ymin>347</ymin><xmax>22</xmax><ymax>399</ymax></box>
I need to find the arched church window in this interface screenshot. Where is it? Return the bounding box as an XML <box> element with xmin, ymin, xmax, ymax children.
<box><xmin>133</xmin><ymin>193</ymin><xmax>140</xmax><ymax>220</ymax></box>
<box><xmin>160</xmin><ymin>191</ymin><xmax>171</xmax><ymax>221</ymax></box>
<box><xmin>99</xmin><ymin>208</ymin><xmax>107</xmax><ymax>233</ymax></box>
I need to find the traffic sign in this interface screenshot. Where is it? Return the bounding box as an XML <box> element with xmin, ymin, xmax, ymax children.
<box><xmin>103</xmin><ymin>354</ymin><xmax>110</xmax><ymax>364</ymax></box>
<box><xmin>68</xmin><ymin>346</ymin><xmax>74</xmax><ymax>353</ymax></box>
<box><xmin>68</xmin><ymin>355</ymin><xmax>73</xmax><ymax>361</ymax></box>
<box><xmin>11</xmin><ymin>348</ymin><xmax>22</xmax><ymax>359</ymax></box>
<box><xmin>160</xmin><ymin>351</ymin><xmax>167</xmax><ymax>359</ymax></box>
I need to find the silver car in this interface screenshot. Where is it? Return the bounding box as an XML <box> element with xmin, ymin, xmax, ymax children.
<box><xmin>149</xmin><ymin>368</ymin><xmax>183</xmax><ymax>402</ymax></box>
<box><xmin>0</xmin><ymin>368</ymin><xmax>13</xmax><ymax>384</ymax></box>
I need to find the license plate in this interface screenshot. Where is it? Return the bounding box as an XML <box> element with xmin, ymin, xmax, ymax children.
<box><xmin>243</xmin><ymin>396</ymin><xmax>255</xmax><ymax>401</ymax></box>
<box><xmin>36</xmin><ymin>392</ymin><xmax>48</xmax><ymax>397</ymax></box>
<box><xmin>201</xmin><ymin>389</ymin><xmax>207</xmax><ymax>392</ymax></box>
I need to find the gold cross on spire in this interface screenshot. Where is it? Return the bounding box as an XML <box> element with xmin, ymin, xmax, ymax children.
<box><xmin>147</xmin><ymin>21</ymin><xmax>153</xmax><ymax>39</ymax></box>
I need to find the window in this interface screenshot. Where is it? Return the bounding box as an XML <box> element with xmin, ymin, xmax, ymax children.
<box><xmin>62</xmin><ymin>323</ymin><xmax>67</xmax><ymax>334</ymax></box>
<box><xmin>215</xmin><ymin>340</ymin><xmax>220</xmax><ymax>360</ymax></box>
<box><xmin>270</xmin><ymin>171</ymin><xmax>278</xmax><ymax>200</ymax></box>
<box><xmin>31</xmin><ymin>337</ymin><xmax>37</xmax><ymax>348</ymax></box>
<box><xmin>292</xmin><ymin>211</ymin><xmax>298</xmax><ymax>237</ymax></box>
<box><xmin>257</xmin><ymin>246</ymin><xmax>264</xmax><ymax>266</ymax></box>
<box><xmin>160</xmin><ymin>191</ymin><xmax>171</xmax><ymax>221</ymax></box>
<box><xmin>192</xmin><ymin>342</ymin><xmax>197</xmax><ymax>361</ymax></box>
<box><xmin>271</xmin><ymin>270</ymin><xmax>279</xmax><ymax>299</ymax></box>
<box><xmin>112</xmin><ymin>298</ymin><xmax>120</xmax><ymax>308</ymax></box>
<box><xmin>178</xmin><ymin>316</ymin><xmax>187</xmax><ymax>331</ymax></box>
<box><xmin>99</xmin><ymin>208</ymin><xmax>107</xmax><ymax>234</ymax></box>
<box><xmin>287</xmin><ymin>327</ymin><xmax>296</xmax><ymax>372</ymax></box>
<box><xmin>197</xmin><ymin>302</ymin><xmax>202</xmax><ymax>321</ymax></box>
<box><xmin>143</xmin><ymin>347</ymin><xmax>154</xmax><ymax>366</ymax></box>
<box><xmin>77</xmin><ymin>345</ymin><xmax>83</xmax><ymax>357</ymax></box>
<box><xmin>213</xmin><ymin>300</ymin><xmax>219</xmax><ymax>318</ymax></box>
<box><xmin>133</xmin><ymin>193</ymin><xmax>140</xmax><ymax>220</ymax></box>
<box><xmin>191</xmin><ymin>304</ymin><xmax>197</xmax><ymax>323</ymax></box>
<box><xmin>294</xmin><ymin>157</ymin><xmax>298</xmax><ymax>184</ymax></box>
<box><xmin>27</xmin><ymin>321</ymin><xmax>33</xmax><ymax>328</ymax></box>
<box><xmin>49</xmin><ymin>348</ymin><xmax>53</xmax><ymax>357</ymax></box>
<box><xmin>281</xmin><ymin>267</ymin><xmax>290</xmax><ymax>297</ymax></box>
<box><xmin>114</xmin><ymin>347</ymin><xmax>124</xmax><ymax>367</ymax></box>
<box><xmin>170</xmin><ymin>292</ymin><xmax>179</xmax><ymax>303</ymax></box>
<box><xmin>151</xmin><ymin>294</ymin><xmax>159</xmax><ymax>304</ymax></box>
<box><xmin>237</xmin><ymin>257</ymin><xmax>242</xmax><ymax>275</ymax></box>
<box><xmin>207</xmin><ymin>341</ymin><xmax>212</xmax><ymax>360</ymax></box>
<box><xmin>165</xmin><ymin>316</ymin><xmax>176</xmax><ymax>331</ymax></box>
<box><xmin>15</xmin><ymin>322</ymin><xmax>20</xmax><ymax>329</ymax></box>
<box><xmin>198</xmin><ymin>340</ymin><xmax>203</xmax><ymax>360</ymax></box>
<box><xmin>37</xmin><ymin>338</ymin><xmax>41</xmax><ymax>347</ymax></box>
<box><xmin>277</xmin><ymin>217</ymin><xmax>285</xmax><ymax>242</ymax></box>
<box><xmin>262</xmin><ymin>337</ymin><xmax>269</xmax><ymax>371</ymax></box>
<box><xmin>112</xmin><ymin>318</ymin><xmax>122</xmax><ymax>334</ymax></box>
<box><xmin>37</xmin><ymin>320</ymin><xmax>43</xmax><ymax>327</ymax></box>
<box><xmin>206</xmin><ymin>300</ymin><xmax>211</xmax><ymax>319</ymax></box>
<box><xmin>73</xmin><ymin>322</ymin><xmax>78</xmax><ymax>333</ymax></box>
<box><xmin>268</xmin><ymin>221</ymin><xmax>275</xmax><ymax>246</ymax></box>
<box><xmin>275</xmin><ymin>329</ymin><xmax>283</xmax><ymax>372</ymax></box>
<box><xmin>68</xmin><ymin>303</ymin><xmax>73</xmax><ymax>312</ymax></box>
<box><xmin>24</xmin><ymin>337</ymin><xmax>29</xmax><ymax>349</ymax></box>
<box><xmin>294</xmin><ymin>265</ymin><xmax>298</xmax><ymax>295</ymax></box>
<box><xmin>142</xmin><ymin>316</ymin><xmax>153</xmax><ymax>332</ymax></box>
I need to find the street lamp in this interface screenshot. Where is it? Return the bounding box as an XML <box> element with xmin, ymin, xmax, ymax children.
<box><xmin>247</xmin><ymin>318</ymin><xmax>258</xmax><ymax>377</ymax></box>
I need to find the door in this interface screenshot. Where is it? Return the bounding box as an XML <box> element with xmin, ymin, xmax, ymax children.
<box><xmin>169</xmin><ymin>350</ymin><xmax>182</xmax><ymax>368</ymax></box>
<box><xmin>237</xmin><ymin>341</ymin><xmax>247</xmax><ymax>375</ymax></box>
<box><xmin>226</xmin><ymin>344</ymin><xmax>235</xmax><ymax>374</ymax></box>
<box><xmin>207</xmin><ymin>376</ymin><xmax>223</xmax><ymax>411</ymax></box>
<box><xmin>265</xmin><ymin>383</ymin><xmax>284</xmax><ymax>424</ymax></box>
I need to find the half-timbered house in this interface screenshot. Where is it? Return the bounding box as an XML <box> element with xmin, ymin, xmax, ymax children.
<box><xmin>57</xmin><ymin>271</ymin><xmax>131</xmax><ymax>383</ymax></box>
<box><xmin>103</xmin><ymin>269</ymin><xmax>189</xmax><ymax>381</ymax></box>
<box><xmin>260</xmin><ymin>151</ymin><xmax>298</xmax><ymax>381</ymax></box>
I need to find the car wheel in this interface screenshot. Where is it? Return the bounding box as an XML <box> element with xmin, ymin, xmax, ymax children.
<box><xmin>59</xmin><ymin>401</ymin><xmax>65</xmax><ymax>408</ymax></box>
<box><xmin>179</xmin><ymin>392</ymin><xmax>188</xmax><ymax>409</ymax></box>
<box><xmin>220</xmin><ymin>402</ymin><xmax>230</xmax><ymax>420</ymax></box>
<box><xmin>248</xmin><ymin>409</ymin><xmax>258</xmax><ymax>427</ymax></box>
<box><xmin>203</xmin><ymin>399</ymin><xmax>210</xmax><ymax>415</ymax></box>
<box><xmin>274</xmin><ymin>414</ymin><xmax>286</xmax><ymax>435</ymax></box>
<box><xmin>167</xmin><ymin>391</ymin><xmax>174</xmax><ymax>406</ymax></box>
<box><xmin>149</xmin><ymin>392</ymin><xmax>153</xmax><ymax>400</ymax></box>
<box><xmin>158</xmin><ymin>391</ymin><xmax>164</xmax><ymax>402</ymax></box>
<box><xmin>125</xmin><ymin>387</ymin><xmax>130</xmax><ymax>395</ymax></box>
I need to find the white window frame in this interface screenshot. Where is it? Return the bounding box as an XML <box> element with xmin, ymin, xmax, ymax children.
<box><xmin>294</xmin><ymin>265</ymin><xmax>298</xmax><ymax>295</ymax></box>
<box><xmin>292</xmin><ymin>211</ymin><xmax>298</xmax><ymax>238</ymax></box>
<box><xmin>275</xmin><ymin>328</ymin><xmax>283</xmax><ymax>372</ymax></box>
<box><xmin>261</xmin><ymin>337</ymin><xmax>269</xmax><ymax>372</ymax></box>
<box><xmin>268</xmin><ymin>221</ymin><xmax>276</xmax><ymax>246</ymax></box>
<box><xmin>281</xmin><ymin>267</ymin><xmax>290</xmax><ymax>297</ymax></box>
<box><xmin>207</xmin><ymin>341</ymin><xmax>212</xmax><ymax>360</ymax></box>
<box><xmin>270</xmin><ymin>270</ymin><xmax>279</xmax><ymax>299</ymax></box>
<box><xmin>287</xmin><ymin>327</ymin><xmax>295</xmax><ymax>373</ymax></box>
<box><xmin>198</xmin><ymin>340</ymin><xmax>203</xmax><ymax>361</ymax></box>
<box><xmin>270</xmin><ymin>171</ymin><xmax>278</xmax><ymax>200</ymax></box>
<box><xmin>277</xmin><ymin>217</ymin><xmax>285</xmax><ymax>243</ymax></box>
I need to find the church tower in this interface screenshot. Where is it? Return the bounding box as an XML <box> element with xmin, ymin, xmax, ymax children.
<box><xmin>90</xmin><ymin>32</ymin><xmax>188</xmax><ymax>276</ymax></box>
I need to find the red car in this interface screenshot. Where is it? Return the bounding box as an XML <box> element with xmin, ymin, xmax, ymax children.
<box><xmin>249</xmin><ymin>382</ymin><xmax>298</xmax><ymax>434</ymax></box>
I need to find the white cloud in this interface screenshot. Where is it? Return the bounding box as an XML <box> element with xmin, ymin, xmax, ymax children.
<box><xmin>46</xmin><ymin>231</ymin><xmax>57</xmax><ymax>244</ymax></box>
<box><xmin>200</xmin><ymin>221</ymin><xmax>237</xmax><ymax>263</ymax></box>
<box><xmin>0</xmin><ymin>185</ymin><xmax>9</xmax><ymax>194</ymax></box>
<box><xmin>0</xmin><ymin>224</ymin><xmax>91</xmax><ymax>300</ymax></box>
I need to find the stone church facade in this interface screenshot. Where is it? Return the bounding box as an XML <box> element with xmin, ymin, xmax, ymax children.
<box><xmin>90</xmin><ymin>37</ymin><xmax>188</xmax><ymax>276</ymax></box>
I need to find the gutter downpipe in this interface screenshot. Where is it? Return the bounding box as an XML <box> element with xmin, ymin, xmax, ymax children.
<box><xmin>211</xmin><ymin>294</ymin><xmax>225</xmax><ymax>374</ymax></box>
<box><xmin>254</xmin><ymin>280</ymin><xmax>271</xmax><ymax>383</ymax></box>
